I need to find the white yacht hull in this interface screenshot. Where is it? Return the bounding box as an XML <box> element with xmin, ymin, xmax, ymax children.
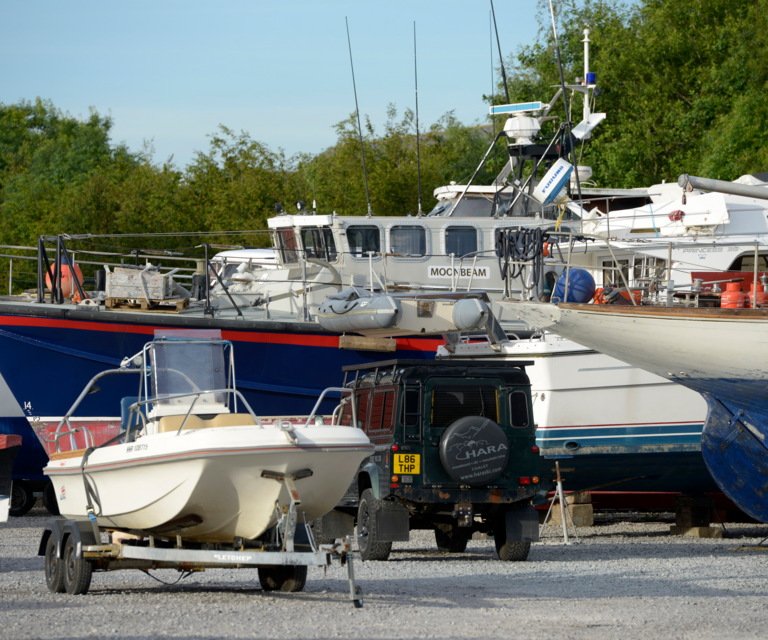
<box><xmin>507</xmin><ymin>301</ymin><xmax>768</xmax><ymax>520</ymax></box>
<box><xmin>439</xmin><ymin>332</ymin><xmax>712</xmax><ymax>493</ymax></box>
<box><xmin>45</xmin><ymin>424</ymin><xmax>373</xmax><ymax>542</ymax></box>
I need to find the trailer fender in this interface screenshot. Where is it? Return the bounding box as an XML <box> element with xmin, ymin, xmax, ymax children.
<box><xmin>38</xmin><ymin>518</ymin><xmax>98</xmax><ymax>559</ymax></box>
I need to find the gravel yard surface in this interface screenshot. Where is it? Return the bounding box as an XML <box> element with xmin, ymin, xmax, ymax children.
<box><xmin>1</xmin><ymin>508</ymin><xmax>767</xmax><ymax>640</ymax></box>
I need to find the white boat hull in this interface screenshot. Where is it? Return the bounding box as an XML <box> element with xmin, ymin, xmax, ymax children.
<box><xmin>45</xmin><ymin>424</ymin><xmax>373</xmax><ymax>542</ymax></box>
<box><xmin>439</xmin><ymin>332</ymin><xmax>712</xmax><ymax>492</ymax></box>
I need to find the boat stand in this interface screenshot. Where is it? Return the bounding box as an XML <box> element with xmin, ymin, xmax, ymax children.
<box><xmin>541</xmin><ymin>460</ymin><xmax>575</xmax><ymax>544</ymax></box>
<box><xmin>40</xmin><ymin>470</ymin><xmax>364</xmax><ymax>607</ymax></box>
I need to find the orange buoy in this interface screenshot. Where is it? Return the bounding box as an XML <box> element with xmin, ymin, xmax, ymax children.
<box><xmin>720</xmin><ymin>281</ymin><xmax>745</xmax><ymax>308</ymax></box>
<box><xmin>45</xmin><ymin>263</ymin><xmax>86</xmax><ymax>301</ymax></box>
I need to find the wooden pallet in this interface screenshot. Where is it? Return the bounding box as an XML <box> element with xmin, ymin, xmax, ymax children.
<box><xmin>105</xmin><ymin>296</ymin><xmax>189</xmax><ymax>312</ymax></box>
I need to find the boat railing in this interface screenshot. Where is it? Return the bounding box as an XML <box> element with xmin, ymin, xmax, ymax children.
<box><xmin>0</xmin><ymin>243</ymin><xmax>39</xmax><ymax>296</ymax></box>
<box><xmin>303</xmin><ymin>387</ymin><xmax>356</xmax><ymax>428</ymax></box>
<box><xmin>550</xmin><ymin>232</ymin><xmax>768</xmax><ymax>308</ymax></box>
<box><xmin>52</xmin><ymin>367</ymin><xmax>143</xmax><ymax>453</ymax></box>
<box><xmin>45</xmin><ymin>424</ymin><xmax>96</xmax><ymax>453</ymax></box>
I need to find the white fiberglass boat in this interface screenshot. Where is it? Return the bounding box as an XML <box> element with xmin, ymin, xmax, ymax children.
<box><xmin>44</xmin><ymin>335</ymin><xmax>373</xmax><ymax>543</ymax></box>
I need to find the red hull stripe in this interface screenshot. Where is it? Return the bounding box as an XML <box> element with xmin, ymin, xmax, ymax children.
<box><xmin>0</xmin><ymin>315</ymin><xmax>443</xmax><ymax>351</ymax></box>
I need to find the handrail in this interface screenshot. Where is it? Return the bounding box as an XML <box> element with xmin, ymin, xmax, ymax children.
<box><xmin>52</xmin><ymin>367</ymin><xmax>142</xmax><ymax>452</ymax></box>
<box><xmin>303</xmin><ymin>387</ymin><xmax>356</xmax><ymax>428</ymax></box>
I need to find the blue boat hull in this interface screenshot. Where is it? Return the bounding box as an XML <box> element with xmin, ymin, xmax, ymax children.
<box><xmin>701</xmin><ymin>392</ymin><xmax>768</xmax><ymax>523</ymax></box>
<box><xmin>0</xmin><ymin>304</ymin><xmax>440</xmax><ymax>484</ymax></box>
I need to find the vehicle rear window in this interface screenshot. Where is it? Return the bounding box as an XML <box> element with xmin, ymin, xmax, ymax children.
<box><xmin>431</xmin><ymin>385</ymin><xmax>498</xmax><ymax>428</ymax></box>
<box><xmin>509</xmin><ymin>390</ymin><xmax>530</xmax><ymax>428</ymax></box>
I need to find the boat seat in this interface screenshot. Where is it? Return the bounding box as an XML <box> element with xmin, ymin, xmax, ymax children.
<box><xmin>156</xmin><ymin>412</ymin><xmax>257</xmax><ymax>433</ymax></box>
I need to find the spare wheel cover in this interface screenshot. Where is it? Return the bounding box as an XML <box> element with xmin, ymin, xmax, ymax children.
<box><xmin>439</xmin><ymin>416</ymin><xmax>509</xmax><ymax>485</ymax></box>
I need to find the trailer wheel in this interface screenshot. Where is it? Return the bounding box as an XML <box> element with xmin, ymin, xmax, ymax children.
<box><xmin>44</xmin><ymin>534</ymin><xmax>65</xmax><ymax>593</ymax></box>
<box><xmin>258</xmin><ymin>565</ymin><xmax>307</xmax><ymax>592</ymax></box>
<box><xmin>62</xmin><ymin>536</ymin><xmax>92</xmax><ymax>595</ymax></box>
<box><xmin>356</xmin><ymin>489</ymin><xmax>392</xmax><ymax>561</ymax></box>
<box><xmin>9</xmin><ymin>481</ymin><xmax>36</xmax><ymax>517</ymax></box>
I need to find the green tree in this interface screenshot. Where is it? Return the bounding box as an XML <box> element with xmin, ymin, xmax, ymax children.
<box><xmin>183</xmin><ymin>126</ymin><xmax>297</xmax><ymax>244</ymax></box>
<box><xmin>0</xmin><ymin>99</ymin><xmax>142</xmax><ymax>244</ymax></box>
<box><xmin>493</xmin><ymin>0</ymin><xmax>768</xmax><ymax>187</ymax></box>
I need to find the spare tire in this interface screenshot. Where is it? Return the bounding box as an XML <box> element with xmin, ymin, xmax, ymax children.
<box><xmin>439</xmin><ymin>416</ymin><xmax>510</xmax><ymax>485</ymax></box>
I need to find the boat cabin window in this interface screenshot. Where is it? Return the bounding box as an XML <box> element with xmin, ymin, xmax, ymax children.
<box><xmin>300</xmin><ymin>226</ymin><xmax>337</xmax><ymax>262</ymax></box>
<box><xmin>603</xmin><ymin>256</ymin><xmax>668</xmax><ymax>289</ymax></box>
<box><xmin>444</xmin><ymin>226</ymin><xmax>478</xmax><ymax>257</ymax></box>
<box><xmin>729</xmin><ymin>252</ymin><xmax>768</xmax><ymax>272</ymax></box>
<box><xmin>601</xmin><ymin>258</ymin><xmax>630</xmax><ymax>288</ymax></box>
<box><xmin>508</xmin><ymin>390</ymin><xmax>530</xmax><ymax>428</ymax></box>
<box><xmin>275</xmin><ymin>228</ymin><xmax>299</xmax><ymax>263</ymax></box>
<box><xmin>428</xmin><ymin>192</ymin><xmax>536</xmax><ymax>218</ymax></box>
<box><xmin>346</xmin><ymin>225</ymin><xmax>381</xmax><ymax>257</ymax></box>
<box><xmin>390</xmin><ymin>226</ymin><xmax>426</xmax><ymax>257</ymax></box>
<box><xmin>431</xmin><ymin>385</ymin><xmax>498</xmax><ymax>429</ymax></box>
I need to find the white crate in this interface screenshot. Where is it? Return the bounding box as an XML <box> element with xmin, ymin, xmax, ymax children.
<box><xmin>105</xmin><ymin>265</ymin><xmax>174</xmax><ymax>301</ymax></box>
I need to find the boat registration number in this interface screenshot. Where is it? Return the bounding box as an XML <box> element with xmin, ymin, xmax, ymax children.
<box><xmin>393</xmin><ymin>453</ymin><xmax>421</xmax><ymax>474</ymax></box>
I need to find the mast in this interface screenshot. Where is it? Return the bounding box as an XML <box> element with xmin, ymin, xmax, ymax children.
<box><xmin>345</xmin><ymin>17</ymin><xmax>373</xmax><ymax>217</ymax></box>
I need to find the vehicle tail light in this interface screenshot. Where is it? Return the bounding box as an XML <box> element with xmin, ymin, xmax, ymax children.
<box><xmin>530</xmin><ymin>445</ymin><xmax>540</xmax><ymax>454</ymax></box>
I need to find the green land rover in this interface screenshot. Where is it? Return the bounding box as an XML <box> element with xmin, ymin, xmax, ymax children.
<box><xmin>318</xmin><ymin>359</ymin><xmax>542</xmax><ymax>561</ymax></box>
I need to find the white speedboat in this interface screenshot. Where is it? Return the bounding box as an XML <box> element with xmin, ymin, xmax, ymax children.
<box><xmin>44</xmin><ymin>335</ymin><xmax>373</xmax><ymax>543</ymax></box>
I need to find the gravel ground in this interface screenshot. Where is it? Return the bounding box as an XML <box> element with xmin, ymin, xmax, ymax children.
<box><xmin>1</xmin><ymin>507</ymin><xmax>767</xmax><ymax>640</ymax></box>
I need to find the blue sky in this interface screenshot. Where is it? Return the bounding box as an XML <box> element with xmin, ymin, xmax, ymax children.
<box><xmin>0</xmin><ymin>1</ymin><xmax>545</xmax><ymax>167</ymax></box>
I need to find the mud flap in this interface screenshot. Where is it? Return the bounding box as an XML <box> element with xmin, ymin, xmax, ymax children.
<box><xmin>503</xmin><ymin>504</ymin><xmax>540</xmax><ymax>542</ymax></box>
<box><xmin>317</xmin><ymin>509</ymin><xmax>356</xmax><ymax>540</ymax></box>
<box><xmin>38</xmin><ymin>518</ymin><xmax>99</xmax><ymax>558</ymax></box>
<box><xmin>375</xmin><ymin>500</ymin><xmax>410</xmax><ymax>542</ymax></box>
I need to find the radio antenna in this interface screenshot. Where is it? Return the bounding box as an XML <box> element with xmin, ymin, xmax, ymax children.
<box><xmin>345</xmin><ymin>17</ymin><xmax>372</xmax><ymax>216</ymax></box>
<box><xmin>413</xmin><ymin>21</ymin><xmax>423</xmax><ymax>216</ymax></box>
<box><xmin>490</xmin><ymin>0</ymin><xmax>511</xmax><ymax>104</ymax></box>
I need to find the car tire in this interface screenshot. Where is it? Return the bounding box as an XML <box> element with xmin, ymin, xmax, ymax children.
<box><xmin>258</xmin><ymin>565</ymin><xmax>307</xmax><ymax>592</ymax></box>
<box><xmin>10</xmin><ymin>481</ymin><xmax>36</xmax><ymax>517</ymax></box>
<box><xmin>494</xmin><ymin>527</ymin><xmax>531</xmax><ymax>561</ymax></box>
<box><xmin>356</xmin><ymin>489</ymin><xmax>392</xmax><ymax>561</ymax></box>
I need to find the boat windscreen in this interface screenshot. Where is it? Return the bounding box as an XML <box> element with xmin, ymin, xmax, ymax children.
<box><xmin>151</xmin><ymin>341</ymin><xmax>228</xmax><ymax>409</ymax></box>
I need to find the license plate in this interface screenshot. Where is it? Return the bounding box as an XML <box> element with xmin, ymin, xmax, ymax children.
<box><xmin>393</xmin><ymin>453</ymin><xmax>421</xmax><ymax>474</ymax></box>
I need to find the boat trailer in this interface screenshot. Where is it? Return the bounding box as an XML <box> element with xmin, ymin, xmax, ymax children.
<box><xmin>38</xmin><ymin>470</ymin><xmax>364</xmax><ymax>607</ymax></box>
